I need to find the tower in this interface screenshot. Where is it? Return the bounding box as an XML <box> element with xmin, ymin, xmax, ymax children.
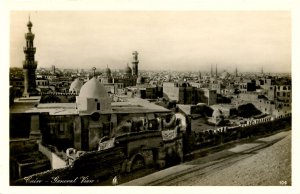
<box><xmin>215</xmin><ymin>64</ymin><xmax>218</xmax><ymax>78</ymax></box>
<box><xmin>23</xmin><ymin>17</ymin><xmax>38</xmax><ymax>97</ymax></box>
<box><xmin>132</xmin><ymin>51</ymin><xmax>139</xmax><ymax>76</ymax></box>
<box><xmin>235</xmin><ymin>67</ymin><xmax>238</xmax><ymax>77</ymax></box>
<box><xmin>210</xmin><ymin>64</ymin><xmax>213</xmax><ymax>77</ymax></box>
<box><xmin>51</xmin><ymin>65</ymin><xmax>56</xmax><ymax>74</ymax></box>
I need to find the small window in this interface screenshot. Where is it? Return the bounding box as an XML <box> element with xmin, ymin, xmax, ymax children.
<box><xmin>97</xmin><ymin>102</ymin><xmax>100</xmax><ymax>110</ymax></box>
<box><xmin>283</xmin><ymin>86</ymin><xmax>287</xmax><ymax>90</ymax></box>
<box><xmin>277</xmin><ymin>92</ymin><xmax>280</xmax><ymax>97</ymax></box>
<box><xmin>283</xmin><ymin>92</ymin><xmax>286</xmax><ymax>97</ymax></box>
<box><xmin>287</xmin><ymin>92</ymin><xmax>290</xmax><ymax>97</ymax></box>
<box><xmin>59</xmin><ymin>123</ymin><xmax>65</xmax><ymax>134</ymax></box>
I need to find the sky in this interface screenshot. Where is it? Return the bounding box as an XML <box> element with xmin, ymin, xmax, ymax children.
<box><xmin>10</xmin><ymin>11</ymin><xmax>291</xmax><ymax>73</ymax></box>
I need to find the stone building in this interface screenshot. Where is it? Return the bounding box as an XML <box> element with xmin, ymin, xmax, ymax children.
<box><xmin>163</xmin><ymin>82</ymin><xmax>217</xmax><ymax>105</ymax></box>
<box><xmin>22</xmin><ymin>18</ymin><xmax>38</xmax><ymax>97</ymax></box>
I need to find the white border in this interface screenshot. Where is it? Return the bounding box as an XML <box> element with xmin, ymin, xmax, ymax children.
<box><xmin>1</xmin><ymin>1</ymin><xmax>300</xmax><ymax>194</ymax></box>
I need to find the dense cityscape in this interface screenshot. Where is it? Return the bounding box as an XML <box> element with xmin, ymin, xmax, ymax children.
<box><xmin>9</xmin><ymin>13</ymin><xmax>291</xmax><ymax>186</ymax></box>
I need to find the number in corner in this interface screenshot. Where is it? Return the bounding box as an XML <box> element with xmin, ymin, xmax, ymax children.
<box><xmin>279</xmin><ymin>180</ymin><xmax>287</xmax><ymax>185</ymax></box>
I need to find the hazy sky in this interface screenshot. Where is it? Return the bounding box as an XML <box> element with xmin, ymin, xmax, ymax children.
<box><xmin>10</xmin><ymin>11</ymin><xmax>291</xmax><ymax>73</ymax></box>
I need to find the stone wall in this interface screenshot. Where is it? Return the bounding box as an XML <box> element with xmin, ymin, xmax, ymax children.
<box><xmin>186</xmin><ymin>113</ymin><xmax>291</xmax><ymax>152</ymax></box>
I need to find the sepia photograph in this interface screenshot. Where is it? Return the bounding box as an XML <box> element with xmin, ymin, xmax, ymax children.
<box><xmin>2</xmin><ymin>2</ymin><xmax>300</xmax><ymax>193</ymax></box>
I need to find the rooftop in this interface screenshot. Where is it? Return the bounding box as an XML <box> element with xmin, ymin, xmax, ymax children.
<box><xmin>11</xmin><ymin>97</ymin><xmax>170</xmax><ymax>115</ymax></box>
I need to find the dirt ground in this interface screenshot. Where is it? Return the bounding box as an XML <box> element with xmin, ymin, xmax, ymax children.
<box><xmin>176</xmin><ymin>132</ymin><xmax>291</xmax><ymax>186</ymax></box>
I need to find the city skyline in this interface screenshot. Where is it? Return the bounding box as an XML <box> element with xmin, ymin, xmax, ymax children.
<box><xmin>10</xmin><ymin>11</ymin><xmax>291</xmax><ymax>73</ymax></box>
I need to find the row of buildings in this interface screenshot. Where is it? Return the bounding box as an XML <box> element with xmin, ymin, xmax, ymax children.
<box><xmin>9</xmin><ymin>18</ymin><xmax>291</xmax><ymax>183</ymax></box>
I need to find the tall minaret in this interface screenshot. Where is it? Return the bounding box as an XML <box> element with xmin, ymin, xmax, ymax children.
<box><xmin>132</xmin><ymin>51</ymin><xmax>139</xmax><ymax>76</ymax></box>
<box><xmin>235</xmin><ymin>67</ymin><xmax>238</xmax><ymax>77</ymax></box>
<box><xmin>215</xmin><ymin>64</ymin><xmax>218</xmax><ymax>78</ymax></box>
<box><xmin>23</xmin><ymin>16</ymin><xmax>38</xmax><ymax>97</ymax></box>
<box><xmin>210</xmin><ymin>64</ymin><xmax>213</xmax><ymax>77</ymax></box>
<box><xmin>261</xmin><ymin>66</ymin><xmax>264</xmax><ymax>74</ymax></box>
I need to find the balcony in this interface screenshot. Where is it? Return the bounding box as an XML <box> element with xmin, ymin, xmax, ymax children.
<box><xmin>23</xmin><ymin>47</ymin><xmax>36</xmax><ymax>53</ymax></box>
<box><xmin>23</xmin><ymin>61</ymin><xmax>38</xmax><ymax>69</ymax></box>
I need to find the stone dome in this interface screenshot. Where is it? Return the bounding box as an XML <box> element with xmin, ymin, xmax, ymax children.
<box><xmin>136</xmin><ymin>76</ymin><xmax>143</xmax><ymax>84</ymax></box>
<box><xmin>212</xmin><ymin>109</ymin><xmax>224</xmax><ymax>118</ymax></box>
<box><xmin>69</xmin><ymin>78</ymin><xmax>83</xmax><ymax>93</ymax></box>
<box><xmin>79</xmin><ymin>77</ymin><xmax>108</xmax><ymax>99</ymax></box>
<box><xmin>105</xmin><ymin>66</ymin><xmax>111</xmax><ymax>76</ymax></box>
<box><xmin>220</xmin><ymin>71</ymin><xmax>230</xmax><ymax>79</ymax></box>
<box><xmin>125</xmin><ymin>65</ymin><xmax>132</xmax><ymax>74</ymax></box>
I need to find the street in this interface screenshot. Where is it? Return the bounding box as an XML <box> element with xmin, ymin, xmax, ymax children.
<box><xmin>123</xmin><ymin>129</ymin><xmax>291</xmax><ymax>186</ymax></box>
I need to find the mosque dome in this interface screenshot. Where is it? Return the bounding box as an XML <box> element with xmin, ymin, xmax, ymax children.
<box><xmin>125</xmin><ymin>65</ymin><xmax>132</xmax><ymax>75</ymax></box>
<box><xmin>136</xmin><ymin>76</ymin><xmax>144</xmax><ymax>84</ymax></box>
<box><xmin>212</xmin><ymin>109</ymin><xmax>224</xmax><ymax>120</ymax></box>
<box><xmin>69</xmin><ymin>78</ymin><xmax>83</xmax><ymax>93</ymax></box>
<box><xmin>105</xmin><ymin>66</ymin><xmax>111</xmax><ymax>76</ymax></box>
<box><xmin>79</xmin><ymin>77</ymin><xmax>108</xmax><ymax>99</ymax></box>
<box><xmin>220</xmin><ymin>71</ymin><xmax>230</xmax><ymax>79</ymax></box>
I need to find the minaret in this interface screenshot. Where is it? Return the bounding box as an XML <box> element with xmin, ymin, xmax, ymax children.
<box><xmin>92</xmin><ymin>67</ymin><xmax>96</xmax><ymax>77</ymax></box>
<box><xmin>210</xmin><ymin>64</ymin><xmax>213</xmax><ymax>77</ymax></box>
<box><xmin>261</xmin><ymin>67</ymin><xmax>264</xmax><ymax>74</ymax></box>
<box><xmin>23</xmin><ymin>16</ymin><xmax>38</xmax><ymax>97</ymax></box>
<box><xmin>215</xmin><ymin>64</ymin><xmax>218</xmax><ymax>78</ymax></box>
<box><xmin>132</xmin><ymin>51</ymin><xmax>139</xmax><ymax>76</ymax></box>
<box><xmin>235</xmin><ymin>67</ymin><xmax>238</xmax><ymax>77</ymax></box>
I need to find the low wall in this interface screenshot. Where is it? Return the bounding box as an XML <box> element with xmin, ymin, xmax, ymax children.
<box><xmin>186</xmin><ymin>113</ymin><xmax>291</xmax><ymax>152</ymax></box>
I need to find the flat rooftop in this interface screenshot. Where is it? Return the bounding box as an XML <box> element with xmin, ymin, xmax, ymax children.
<box><xmin>10</xmin><ymin>97</ymin><xmax>41</xmax><ymax>113</ymax></box>
<box><xmin>112</xmin><ymin>97</ymin><xmax>171</xmax><ymax>114</ymax></box>
<box><xmin>11</xmin><ymin>97</ymin><xmax>170</xmax><ymax>115</ymax></box>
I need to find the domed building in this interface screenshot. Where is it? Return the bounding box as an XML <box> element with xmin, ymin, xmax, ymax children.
<box><xmin>100</xmin><ymin>65</ymin><xmax>113</xmax><ymax>84</ymax></box>
<box><xmin>105</xmin><ymin>65</ymin><xmax>111</xmax><ymax>77</ymax></box>
<box><xmin>124</xmin><ymin>64</ymin><xmax>132</xmax><ymax>77</ymax></box>
<box><xmin>69</xmin><ymin>78</ymin><xmax>83</xmax><ymax>94</ymax></box>
<box><xmin>76</xmin><ymin>77</ymin><xmax>111</xmax><ymax>115</ymax></box>
<box><xmin>220</xmin><ymin>71</ymin><xmax>230</xmax><ymax>79</ymax></box>
<box><xmin>211</xmin><ymin>109</ymin><xmax>224</xmax><ymax>125</ymax></box>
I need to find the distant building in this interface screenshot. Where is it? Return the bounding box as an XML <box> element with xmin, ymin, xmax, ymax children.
<box><xmin>100</xmin><ymin>51</ymin><xmax>140</xmax><ymax>88</ymax></box>
<box><xmin>163</xmin><ymin>81</ymin><xmax>217</xmax><ymax>105</ymax></box>
<box><xmin>69</xmin><ymin>78</ymin><xmax>83</xmax><ymax>94</ymax></box>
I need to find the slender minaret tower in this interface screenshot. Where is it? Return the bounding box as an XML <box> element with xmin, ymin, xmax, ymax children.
<box><xmin>235</xmin><ymin>67</ymin><xmax>238</xmax><ymax>77</ymax></box>
<box><xmin>215</xmin><ymin>64</ymin><xmax>218</xmax><ymax>78</ymax></box>
<box><xmin>132</xmin><ymin>51</ymin><xmax>139</xmax><ymax>76</ymax></box>
<box><xmin>210</xmin><ymin>64</ymin><xmax>213</xmax><ymax>77</ymax></box>
<box><xmin>261</xmin><ymin>67</ymin><xmax>264</xmax><ymax>74</ymax></box>
<box><xmin>23</xmin><ymin>16</ymin><xmax>38</xmax><ymax>97</ymax></box>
